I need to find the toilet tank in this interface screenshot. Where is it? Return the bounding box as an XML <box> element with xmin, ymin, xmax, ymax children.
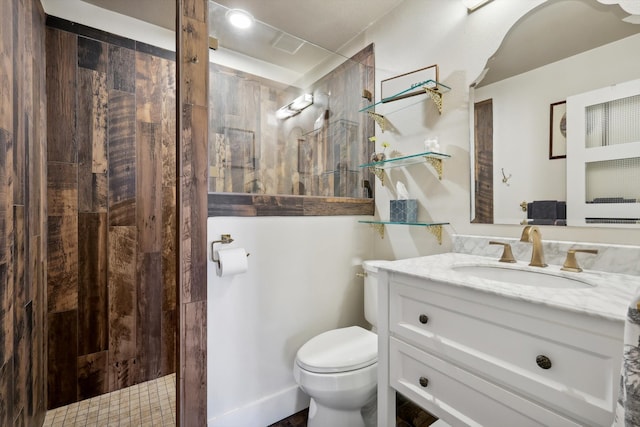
<box><xmin>362</xmin><ymin>260</ymin><xmax>389</xmax><ymax>329</ymax></box>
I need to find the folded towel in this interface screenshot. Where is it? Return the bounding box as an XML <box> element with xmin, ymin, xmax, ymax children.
<box><xmin>557</xmin><ymin>201</ymin><xmax>566</xmax><ymax>220</ymax></box>
<box><xmin>527</xmin><ymin>219</ymin><xmax>555</xmax><ymax>225</ymax></box>
<box><xmin>530</xmin><ymin>200</ymin><xmax>558</xmax><ymax>220</ymax></box>
<box><xmin>612</xmin><ymin>290</ymin><xmax>640</xmax><ymax>427</ymax></box>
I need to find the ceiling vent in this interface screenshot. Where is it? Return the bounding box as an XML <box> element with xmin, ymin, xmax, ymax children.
<box><xmin>271</xmin><ymin>32</ymin><xmax>305</xmax><ymax>55</ymax></box>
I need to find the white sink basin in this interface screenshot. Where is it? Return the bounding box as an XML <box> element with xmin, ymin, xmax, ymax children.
<box><xmin>452</xmin><ymin>265</ymin><xmax>593</xmax><ymax>289</ymax></box>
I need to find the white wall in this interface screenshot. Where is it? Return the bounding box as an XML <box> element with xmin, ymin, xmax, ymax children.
<box><xmin>336</xmin><ymin>0</ymin><xmax>538</xmax><ymax>258</ymax></box>
<box><xmin>206</xmin><ymin>216</ymin><xmax>375</xmax><ymax>426</ymax></box>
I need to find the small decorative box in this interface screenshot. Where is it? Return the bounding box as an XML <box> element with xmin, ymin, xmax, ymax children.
<box><xmin>390</xmin><ymin>199</ymin><xmax>418</xmax><ymax>223</ymax></box>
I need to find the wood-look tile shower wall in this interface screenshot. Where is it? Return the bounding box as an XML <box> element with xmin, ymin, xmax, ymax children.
<box><xmin>208</xmin><ymin>45</ymin><xmax>375</xmax><ymax>200</ymax></box>
<box><xmin>45</xmin><ymin>21</ymin><xmax>177</xmax><ymax>409</ymax></box>
<box><xmin>0</xmin><ymin>0</ymin><xmax>47</xmax><ymax>425</ymax></box>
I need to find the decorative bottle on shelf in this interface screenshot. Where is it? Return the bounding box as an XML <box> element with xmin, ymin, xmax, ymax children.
<box><xmin>370</xmin><ymin>138</ymin><xmax>389</xmax><ymax>162</ymax></box>
<box><xmin>370</xmin><ymin>152</ymin><xmax>386</xmax><ymax>162</ymax></box>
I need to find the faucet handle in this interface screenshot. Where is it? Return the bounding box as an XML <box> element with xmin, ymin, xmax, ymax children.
<box><xmin>489</xmin><ymin>241</ymin><xmax>517</xmax><ymax>263</ymax></box>
<box><xmin>561</xmin><ymin>249</ymin><xmax>598</xmax><ymax>272</ymax></box>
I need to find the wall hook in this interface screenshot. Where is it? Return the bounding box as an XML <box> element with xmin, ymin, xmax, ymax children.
<box><xmin>501</xmin><ymin>168</ymin><xmax>512</xmax><ymax>185</ymax></box>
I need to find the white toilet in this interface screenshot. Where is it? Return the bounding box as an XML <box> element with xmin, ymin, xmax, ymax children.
<box><xmin>293</xmin><ymin>260</ymin><xmax>386</xmax><ymax>427</ymax></box>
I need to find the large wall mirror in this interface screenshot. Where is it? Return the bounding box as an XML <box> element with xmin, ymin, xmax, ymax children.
<box><xmin>470</xmin><ymin>0</ymin><xmax>640</xmax><ymax>226</ymax></box>
<box><xmin>207</xmin><ymin>0</ymin><xmax>375</xmax><ymax>216</ymax></box>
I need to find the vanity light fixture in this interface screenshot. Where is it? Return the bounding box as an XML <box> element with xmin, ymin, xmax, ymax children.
<box><xmin>276</xmin><ymin>94</ymin><xmax>314</xmax><ymax>119</ymax></box>
<box><xmin>464</xmin><ymin>0</ymin><xmax>494</xmax><ymax>12</ymax></box>
<box><xmin>226</xmin><ymin>8</ymin><xmax>254</xmax><ymax>29</ymax></box>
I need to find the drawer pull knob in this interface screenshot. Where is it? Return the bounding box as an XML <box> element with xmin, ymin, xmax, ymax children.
<box><xmin>536</xmin><ymin>355</ymin><xmax>552</xmax><ymax>370</ymax></box>
<box><xmin>419</xmin><ymin>314</ymin><xmax>429</xmax><ymax>324</ymax></box>
<box><xmin>419</xmin><ymin>377</ymin><xmax>429</xmax><ymax>388</ymax></box>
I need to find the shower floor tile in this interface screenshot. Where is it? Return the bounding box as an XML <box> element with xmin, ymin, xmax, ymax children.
<box><xmin>43</xmin><ymin>373</ymin><xmax>176</xmax><ymax>427</ymax></box>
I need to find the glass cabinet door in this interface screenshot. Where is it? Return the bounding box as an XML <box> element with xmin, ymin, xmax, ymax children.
<box><xmin>567</xmin><ymin>78</ymin><xmax>640</xmax><ymax>226</ymax></box>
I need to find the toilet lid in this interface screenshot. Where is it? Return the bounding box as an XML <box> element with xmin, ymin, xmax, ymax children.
<box><xmin>296</xmin><ymin>326</ymin><xmax>377</xmax><ymax>373</ymax></box>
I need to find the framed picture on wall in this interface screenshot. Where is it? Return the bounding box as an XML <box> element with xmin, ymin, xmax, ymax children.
<box><xmin>224</xmin><ymin>128</ymin><xmax>256</xmax><ymax>169</ymax></box>
<box><xmin>381</xmin><ymin>64</ymin><xmax>439</xmax><ymax>103</ymax></box>
<box><xmin>549</xmin><ymin>101</ymin><xmax>567</xmax><ymax>159</ymax></box>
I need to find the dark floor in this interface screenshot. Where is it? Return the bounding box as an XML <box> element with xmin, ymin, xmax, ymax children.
<box><xmin>268</xmin><ymin>393</ymin><xmax>438</xmax><ymax>427</ymax></box>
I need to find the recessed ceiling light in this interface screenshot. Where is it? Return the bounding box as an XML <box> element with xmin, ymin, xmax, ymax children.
<box><xmin>226</xmin><ymin>8</ymin><xmax>254</xmax><ymax>29</ymax></box>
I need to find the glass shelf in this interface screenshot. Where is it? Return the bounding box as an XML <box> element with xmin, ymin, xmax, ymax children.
<box><xmin>358</xmin><ymin>220</ymin><xmax>448</xmax><ymax>244</ymax></box>
<box><xmin>359</xmin><ymin>151</ymin><xmax>450</xmax><ymax>168</ymax></box>
<box><xmin>358</xmin><ymin>80</ymin><xmax>452</xmax><ymax>113</ymax></box>
<box><xmin>359</xmin><ymin>80</ymin><xmax>451</xmax><ymax>132</ymax></box>
<box><xmin>359</xmin><ymin>151</ymin><xmax>451</xmax><ymax>183</ymax></box>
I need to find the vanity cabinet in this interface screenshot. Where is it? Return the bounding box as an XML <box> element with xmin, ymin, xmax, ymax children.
<box><xmin>378</xmin><ymin>269</ymin><xmax>624</xmax><ymax>427</ymax></box>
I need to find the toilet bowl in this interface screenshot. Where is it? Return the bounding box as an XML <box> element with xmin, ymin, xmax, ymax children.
<box><xmin>293</xmin><ymin>261</ymin><xmax>387</xmax><ymax>427</ymax></box>
<box><xmin>293</xmin><ymin>326</ymin><xmax>377</xmax><ymax>427</ymax></box>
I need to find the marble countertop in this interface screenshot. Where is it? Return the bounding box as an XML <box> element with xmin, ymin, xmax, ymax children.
<box><xmin>379</xmin><ymin>253</ymin><xmax>640</xmax><ymax>322</ymax></box>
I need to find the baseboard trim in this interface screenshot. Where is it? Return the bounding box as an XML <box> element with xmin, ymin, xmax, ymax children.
<box><xmin>208</xmin><ymin>385</ymin><xmax>309</xmax><ymax>427</ymax></box>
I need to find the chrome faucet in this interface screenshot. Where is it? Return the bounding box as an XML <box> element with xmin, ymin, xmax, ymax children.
<box><xmin>519</xmin><ymin>225</ymin><xmax>547</xmax><ymax>267</ymax></box>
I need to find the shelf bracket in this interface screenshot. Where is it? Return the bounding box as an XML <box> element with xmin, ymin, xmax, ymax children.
<box><xmin>424</xmin><ymin>156</ymin><xmax>444</xmax><ymax>180</ymax></box>
<box><xmin>367</xmin><ymin>222</ymin><xmax>385</xmax><ymax>238</ymax></box>
<box><xmin>367</xmin><ymin>111</ymin><xmax>387</xmax><ymax>132</ymax></box>
<box><xmin>427</xmin><ymin>224</ymin><xmax>443</xmax><ymax>245</ymax></box>
<box><xmin>423</xmin><ymin>86</ymin><xmax>444</xmax><ymax>114</ymax></box>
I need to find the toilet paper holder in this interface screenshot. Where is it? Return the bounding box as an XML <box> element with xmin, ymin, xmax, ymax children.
<box><xmin>211</xmin><ymin>234</ymin><xmax>249</xmax><ymax>267</ymax></box>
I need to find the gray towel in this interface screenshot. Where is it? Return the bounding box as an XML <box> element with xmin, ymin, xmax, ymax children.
<box><xmin>530</xmin><ymin>200</ymin><xmax>558</xmax><ymax>220</ymax></box>
<box><xmin>557</xmin><ymin>202</ymin><xmax>566</xmax><ymax>220</ymax></box>
<box><xmin>527</xmin><ymin>219</ymin><xmax>555</xmax><ymax>225</ymax></box>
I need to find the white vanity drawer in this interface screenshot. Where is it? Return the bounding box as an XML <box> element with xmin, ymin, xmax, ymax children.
<box><xmin>390</xmin><ymin>337</ymin><xmax>581</xmax><ymax>427</ymax></box>
<box><xmin>389</xmin><ymin>278</ymin><xmax>622</xmax><ymax>426</ymax></box>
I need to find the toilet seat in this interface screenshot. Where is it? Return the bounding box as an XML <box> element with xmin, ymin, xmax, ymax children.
<box><xmin>296</xmin><ymin>326</ymin><xmax>377</xmax><ymax>373</ymax></box>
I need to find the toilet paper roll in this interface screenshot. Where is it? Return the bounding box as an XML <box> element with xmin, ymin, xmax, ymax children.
<box><xmin>216</xmin><ymin>247</ymin><xmax>249</xmax><ymax>277</ymax></box>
